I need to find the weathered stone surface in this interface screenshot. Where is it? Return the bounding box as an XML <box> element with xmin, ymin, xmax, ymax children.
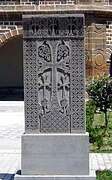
<box><xmin>21</xmin><ymin>133</ymin><xmax>89</xmax><ymax>175</ymax></box>
<box><xmin>85</xmin><ymin>21</ymin><xmax>108</xmax><ymax>78</ymax></box>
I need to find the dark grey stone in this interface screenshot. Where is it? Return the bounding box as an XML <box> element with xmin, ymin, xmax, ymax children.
<box><xmin>23</xmin><ymin>14</ymin><xmax>85</xmax><ymax>133</ymax></box>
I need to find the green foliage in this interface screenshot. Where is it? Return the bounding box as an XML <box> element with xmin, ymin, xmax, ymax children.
<box><xmin>96</xmin><ymin>170</ymin><xmax>112</xmax><ymax>180</ymax></box>
<box><xmin>86</xmin><ymin>100</ymin><xmax>95</xmax><ymax>130</ymax></box>
<box><xmin>86</xmin><ymin>100</ymin><xmax>95</xmax><ymax>143</ymax></box>
<box><xmin>87</xmin><ymin>110</ymin><xmax>112</xmax><ymax>152</ymax></box>
<box><xmin>88</xmin><ymin>125</ymin><xmax>103</xmax><ymax>149</ymax></box>
<box><xmin>108</xmin><ymin>140</ymin><xmax>112</xmax><ymax>147</ymax></box>
<box><xmin>86</xmin><ymin>100</ymin><xmax>103</xmax><ymax>149</ymax></box>
<box><xmin>87</xmin><ymin>74</ymin><xmax>112</xmax><ymax>131</ymax></box>
<box><xmin>93</xmin><ymin>126</ymin><xmax>103</xmax><ymax>149</ymax></box>
<box><xmin>86</xmin><ymin>100</ymin><xmax>94</xmax><ymax>143</ymax></box>
<box><xmin>87</xmin><ymin>74</ymin><xmax>112</xmax><ymax>112</ymax></box>
<box><xmin>86</xmin><ymin>75</ymin><xmax>112</xmax><ymax>150</ymax></box>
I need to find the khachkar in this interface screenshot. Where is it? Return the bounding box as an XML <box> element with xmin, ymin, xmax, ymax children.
<box><xmin>15</xmin><ymin>14</ymin><xmax>96</xmax><ymax>179</ymax></box>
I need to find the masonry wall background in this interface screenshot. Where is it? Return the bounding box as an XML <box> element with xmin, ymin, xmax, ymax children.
<box><xmin>106</xmin><ymin>21</ymin><xmax>112</xmax><ymax>61</ymax></box>
<box><xmin>85</xmin><ymin>17</ymin><xmax>110</xmax><ymax>79</ymax></box>
<box><xmin>0</xmin><ymin>16</ymin><xmax>112</xmax><ymax>87</ymax></box>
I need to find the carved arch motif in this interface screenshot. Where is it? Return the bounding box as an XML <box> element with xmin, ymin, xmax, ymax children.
<box><xmin>0</xmin><ymin>27</ymin><xmax>23</xmax><ymax>46</ymax></box>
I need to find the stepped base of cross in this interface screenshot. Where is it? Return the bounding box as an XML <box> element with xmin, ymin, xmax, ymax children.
<box><xmin>15</xmin><ymin>133</ymin><xmax>96</xmax><ymax>180</ymax></box>
<box><xmin>15</xmin><ymin>173</ymin><xmax>96</xmax><ymax>180</ymax></box>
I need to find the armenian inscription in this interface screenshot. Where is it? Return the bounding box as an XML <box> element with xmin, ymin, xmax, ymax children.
<box><xmin>23</xmin><ymin>14</ymin><xmax>85</xmax><ymax>133</ymax></box>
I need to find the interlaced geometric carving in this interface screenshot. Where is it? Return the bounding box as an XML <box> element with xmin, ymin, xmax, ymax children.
<box><xmin>23</xmin><ymin>14</ymin><xmax>85</xmax><ymax>133</ymax></box>
<box><xmin>70</xmin><ymin>40</ymin><xmax>85</xmax><ymax>132</ymax></box>
<box><xmin>23</xmin><ymin>40</ymin><xmax>39</xmax><ymax>132</ymax></box>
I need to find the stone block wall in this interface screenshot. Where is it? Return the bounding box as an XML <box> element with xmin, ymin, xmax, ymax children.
<box><xmin>85</xmin><ymin>21</ymin><xmax>109</xmax><ymax>79</ymax></box>
<box><xmin>85</xmin><ymin>23</ymin><xmax>93</xmax><ymax>78</ymax></box>
<box><xmin>37</xmin><ymin>0</ymin><xmax>108</xmax><ymax>5</ymax></box>
<box><xmin>106</xmin><ymin>21</ymin><xmax>112</xmax><ymax>62</ymax></box>
<box><xmin>104</xmin><ymin>0</ymin><xmax>109</xmax><ymax>4</ymax></box>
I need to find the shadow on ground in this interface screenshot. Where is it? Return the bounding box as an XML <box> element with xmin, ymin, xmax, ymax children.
<box><xmin>0</xmin><ymin>87</ymin><xmax>24</xmax><ymax>101</ymax></box>
<box><xmin>0</xmin><ymin>173</ymin><xmax>14</xmax><ymax>180</ymax></box>
<box><xmin>0</xmin><ymin>170</ymin><xmax>21</xmax><ymax>180</ymax></box>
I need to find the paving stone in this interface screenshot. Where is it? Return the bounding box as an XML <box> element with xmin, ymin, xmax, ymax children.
<box><xmin>90</xmin><ymin>154</ymin><xmax>99</xmax><ymax>170</ymax></box>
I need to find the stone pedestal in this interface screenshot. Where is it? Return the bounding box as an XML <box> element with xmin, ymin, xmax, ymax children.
<box><xmin>22</xmin><ymin>133</ymin><xmax>89</xmax><ymax>175</ymax></box>
<box><xmin>15</xmin><ymin>133</ymin><xmax>95</xmax><ymax>180</ymax></box>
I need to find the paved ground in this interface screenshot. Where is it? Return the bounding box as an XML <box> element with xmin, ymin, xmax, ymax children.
<box><xmin>0</xmin><ymin>101</ymin><xmax>24</xmax><ymax>180</ymax></box>
<box><xmin>0</xmin><ymin>101</ymin><xmax>112</xmax><ymax>180</ymax></box>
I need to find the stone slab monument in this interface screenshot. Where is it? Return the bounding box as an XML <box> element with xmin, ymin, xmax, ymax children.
<box><xmin>15</xmin><ymin>14</ymin><xmax>96</xmax><ymax>180</ymax></box>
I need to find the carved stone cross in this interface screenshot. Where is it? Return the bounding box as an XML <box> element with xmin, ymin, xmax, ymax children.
<box><xmin>23</xmin><ymin>14</ymin><xmax>85</xmax><ymax>133</ymax></box>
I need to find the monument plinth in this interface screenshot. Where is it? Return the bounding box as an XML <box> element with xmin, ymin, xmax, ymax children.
<box><xmin>15</xmin><ymin>14</ymin><xmax>96</xmax><ymax>180</ymax></box>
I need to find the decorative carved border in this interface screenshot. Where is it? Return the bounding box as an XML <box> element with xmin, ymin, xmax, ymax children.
<box><xmin>23</xmin><ymin>14</ymin><xmax>85</xmax><ymax>133</ymax></box>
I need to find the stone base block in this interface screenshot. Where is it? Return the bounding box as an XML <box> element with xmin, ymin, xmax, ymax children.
<box><xmin>15</xmin><ymin>170</ymin><xmax>96</xmax><ymax>180</ymax></box>
<box><xmin>21</xmin><ymin>133</ymin><xmax>90</xmax><ymax>175</ymax></box>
